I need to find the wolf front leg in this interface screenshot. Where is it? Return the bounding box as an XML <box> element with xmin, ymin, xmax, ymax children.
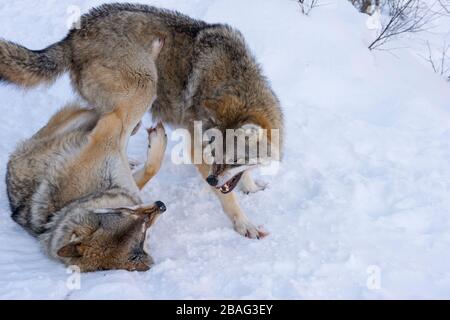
<box><xmin>195</xmin><ymin>163</ymin><xmax>268</xmax><ymax>239</ymax></box>
<box><xmin>133</xmin><ymin>123</ymin><xmax>167</xmax><ymax>189</ymax></box>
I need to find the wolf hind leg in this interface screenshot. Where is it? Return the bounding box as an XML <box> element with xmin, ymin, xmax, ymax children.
<box><xmin>133</xmin><ymin>122</ymin><xmax>167</xmax><ymax>189</ymax></box>
<box><xmin>33</xmin><ymin>104</ymin><xmax>98</xmax><ymax>140</ymax></box>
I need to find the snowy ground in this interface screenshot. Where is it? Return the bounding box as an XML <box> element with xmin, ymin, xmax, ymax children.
<box><xmin>1</xmin><ymin>0</ymin><xmax>450</xmax><ymax>299</ymax></box>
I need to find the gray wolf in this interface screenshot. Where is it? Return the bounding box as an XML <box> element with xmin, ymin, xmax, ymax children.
<box><xmin>0</xmin><ymin>3</ymin><xmax>284</xmax><ymax>239</ymax></box>
<box><xmin>5</xmin><ymin>38</ymin><xmax>168</xmax><ymax>272</ymax></box>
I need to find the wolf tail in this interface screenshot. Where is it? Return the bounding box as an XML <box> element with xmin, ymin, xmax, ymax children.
<box><xmin>0</xmin><ymin>37</ymin><xmax>71</xmax><ymax>88</ymax></box>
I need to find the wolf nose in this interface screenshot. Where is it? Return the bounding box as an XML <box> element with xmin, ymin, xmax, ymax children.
<box><xmin>206</xmin><ymin>175</ymin><xmax>218</xmax><ymax>186</ymax></box>
<box><xmin>155</xmin><ymin>201</ymin><xmax>166</xmax><ymax>213</ymax></box>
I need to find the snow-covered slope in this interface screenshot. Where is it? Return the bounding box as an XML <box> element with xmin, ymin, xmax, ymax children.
<box><xmin>0</xmin><ymin>0</ymin><xmax>449</xmax><ymax>299</ymax></box>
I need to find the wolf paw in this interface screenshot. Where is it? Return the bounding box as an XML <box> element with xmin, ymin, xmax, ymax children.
<box><xmin>146</xmin><ymin>122</ymin><xmax>167</xmax><ymax>163</ymax></box>
<box><xmin>240</xmin><ymin>180</ymin><xmax>268</xmax><ymax>195</ymax></box>
<box><xmin>234</xmin><ymin>218</ymin><xmax>269</xmax><ymax>239</ymax></box>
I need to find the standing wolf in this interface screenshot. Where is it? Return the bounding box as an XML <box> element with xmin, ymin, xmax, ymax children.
<box><xmin>5</xmin><ymin>39</ymin><xmax>168</xmax><ymax>272</ymax></box>
<box><xmin>0</xmin><ymin>3</ymin><xmax>284</xmax><ymax>239</ymax></box>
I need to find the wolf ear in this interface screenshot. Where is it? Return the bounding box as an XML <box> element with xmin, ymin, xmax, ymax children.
<box><xmin>150</xmin><ymin>37</ymin><xmax>165</xmax><ymax>59</ymax></box>
<box><xmin>57</xmin><ymin>242</ymin><xmax>83</xmax><ymax>258</ymax></box>
<box><xmin>241</xmin><ymin>123</ymin><xmax>264</xmax><ymax>140</ymax></box>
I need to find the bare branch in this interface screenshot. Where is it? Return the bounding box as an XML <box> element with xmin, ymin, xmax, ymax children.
<box><xmin>297</xmin><ymin>0</ymin><xmax>320</xmax><ymax>15</ymax></box>
<box><xmin>368</xmin><ymin>0</ymin><xmax>444</xmax><ymax>50</ymax></box>
<box><xmin>437</xmin><ymin>0</ymin><xmax>450</xmax><ymax>14</ymax></box>
<box><xmin>420</xmin><ymin>40</ymin><xmax>450</xmax><ymax>78</ymax></box>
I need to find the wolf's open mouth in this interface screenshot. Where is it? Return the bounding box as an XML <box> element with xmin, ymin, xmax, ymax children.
<box><xmin>216</xmin><ymin>172</ymin><xmax>244</xmax><ymax>194</ymax></box>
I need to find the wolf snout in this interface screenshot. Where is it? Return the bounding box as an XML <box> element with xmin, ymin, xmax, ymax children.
<box><xmin>206</xmin><ymin>175</ymin><xmax>218</xmax><ymax>187</ymax></box>
<box><xmin>155</xmin><ymin>201</ymin><xmax>166</xmax><ymax>213</ymax></box>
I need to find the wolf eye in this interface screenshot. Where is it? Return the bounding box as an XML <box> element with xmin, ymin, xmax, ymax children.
<box><xmin>129</xmin><ymin>238</ymin><xmax>147</xmax><ymax>261</ymax></box>
<box><xmin>209</xmin><ymin>136</ymin><xmax>215</xmax><ymax>144</ymax></box>
<box><xmin>129</xmin><ymin>249</ymin><xmax>146</xmax><ymax>262</ymax></box>
<box><xmin>129</xmin><ymin>254</ymin><xmax>141</xmax><ymax>262</ymax></box>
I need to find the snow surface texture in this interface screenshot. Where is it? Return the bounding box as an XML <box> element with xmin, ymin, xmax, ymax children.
<box><xmin>0</xmin><ymin>0</ymin><xmax>449</xmax><ymax>299</ymax></box>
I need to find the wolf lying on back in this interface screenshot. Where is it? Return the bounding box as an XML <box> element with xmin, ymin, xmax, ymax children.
<box><xmin>5</xmin><ymin>39</ymin><xmax>168</xmax><ymax>272</ymax></box>
<box><xmin>0</xmin><ymin>3</ymin><xmax>284</xmax><ymax>239</ymax></box>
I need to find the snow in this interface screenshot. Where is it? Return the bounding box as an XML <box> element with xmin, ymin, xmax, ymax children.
<box><xmin>1</xmin><ymin>0</ymin><xmax>450</xmax><ymax>299</ymax></box>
